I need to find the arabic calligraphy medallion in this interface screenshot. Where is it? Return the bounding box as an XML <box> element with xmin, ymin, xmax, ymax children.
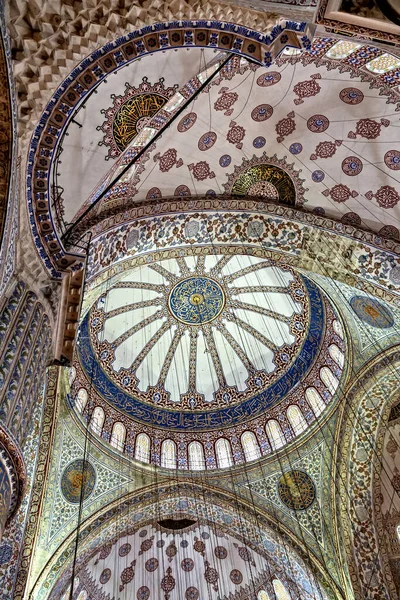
<box><xmin>168</xmin><ymin>277</ymin><xmax>225</xmax><ymax>324</ymax></box>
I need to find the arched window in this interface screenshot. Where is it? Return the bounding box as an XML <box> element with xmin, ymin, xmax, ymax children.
<box><xmin>305</xmin><ymin>387</ymin><xmax>326</xmax><ymax>417</ymax></box>
<box><xmin>76</xmin><ymin>388</ymin><xmax>88</xmax><ymax>413</ymax></box>
<box><xmin>215</xmin><ymin>438</ymin><xmax>233</xmax><ymax>468</ymax></box>
<box><xmin>77</xmin><ymin>591</ymin><xmax>88</xmax><ymax>600</ymax></box>
<box><xmin>332</xmin><ymin>319</ymin><xmax>343</xmax><ymax>339</ymax></box>
<box><xmin>397</xmin><ymin>524</ymin><xmax>400</xmax><ymax>542</ymax></box>
<box><xmin>111</xmin><ymin>422</ymin><xmax>126</xmax><ymax>450</ymax></box>
<box><xmin>188</xmin><ymin>441</ymin><xmax>205</xmax><ymax>470</ymax></box>
<box><xmin>257</xmin><ymin>590</ymin><xmax>270</xmax><ymax>600</ymax></box>
<box><xmin>90</xmin><ymin>406</ymin><xmax>105</xmax><ymax>434</ymax></box>
<box><xmin>287</xmin><ymin>405</ymin><xmax>307</xmax><ymax>435</ymax></box>
<box><xmin>135</xmin><ymin>433</ymin><xmax>150</xmax><ymax>463</ymax></box>
<box><xmin>241</xmin><ymin>431</ymin><xmax>261</xmax><ymax>462</ymax></box>
<box><xmin>265</xmin><ymin>420</ymin><xmax>285</xmax><ymax>450</ymax></box>
<box><xmin>161</xmin><ymin>439</ymin><xmax>176</xmax><ymax>469</ymax></box>
<box><xmin>320</xmin><ymin>366</ymin><xmax>339</xmax><ymax>395</ymax></box>
<box><xmin>329</xmin><ymin>344</ymin><xmax>344</xmax><ymax>369</ymax></box>
<box><xmin>273</xmin><ymin>579</ymin><xmax>291</xmax><ymax>600</ymax></box>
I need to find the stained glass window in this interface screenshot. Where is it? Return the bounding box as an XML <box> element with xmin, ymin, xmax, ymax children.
<box><xmin>287</xmin><ymin>405</ymin><xmax>308</xmax><ymax>435</ymax></box>
<box><xmin>320</xmin><ymin>366</ymin><xmax>339</xmax><ymax>395</ymax></box>
<box><xmin>76</xmin><ymin>388</ymin><xmax>88</xmax><ymax>413</ymax></box>
<box><xmin>332</xmin><ymin>319</ymin><xmax>344</xmax><ymax>339</ymax></box>
<box><xmin>161</xmin><ymin>439</ymin><xmax>176</xmax><ymax>469</ymax></box>
<box><xmin>273</xmin><ymin>579</ymin><xmax>291</xmax><ymax>600</ymax></box>
<box><xmin>216</xmin><ymin>438</ymin><xmax>233</xmax><ymax>468</ymax></box>
<box><xmin>282</xmin><ymin>47</ymin><xmax>302</xmax><ymax>56</ymax></box>
<box><xmin>131</xmin><ymin>127</ymin><xmax>157</xmax><ymax>147</ymax></box>
<box><xmin>241</xmin><ymin>431</ymin><xmax>261</xmax><ymax>462</ymax></box>
<box><xmin>135</xmin><ymin>433</ymin><xmax>150</xmax><ymax>463</ymax></box>
<box><xmin>90</xmin><ymin>406</ymin><xmax>104</xmax><ymax>434</ymax></box>
<box><xmin>329</xmin><ymin>344</ymin><xmax>344</xmax><ymax>369</ymax></box>
<box><xmin>397</xmin><ymin>524</ymin><xmax>400</xmax><ymax>542</ymax></box>
<box><xmin>111</xmin><ymin>422</ymin><xmax>126</xmax><ymax>450</ymax></box>
<box><xmin>325</xmin><ymin>40</ymin><xmax>361</xmax><ymax>59</ymax></box>
<box><xmin>305</xmin><ymin>387</ymin><xmax>326</xmax><ymax>417</ymax></box>
<box><xmin>266</xmin><ymin>420</ymin><xmax>285</xmax><ymax>450</ymax></box>
<box><xmin>188</xmin><ymin>441</ymin><xmax>205</xmax><ymax>470</ymax></box>
<box><xmin>163</xmin><ymin>92</ymin><xmax>185</xmax><ymax>113</ymax></box>
<box><xmin>76</xmin><ymin>591</ymin><xmax>88</xmax><ymax>600</ymax></box>
<box><xmin>366</xmin><ymin>53</ymin><xmax>400</xmax><ymax>74</ymax></box>
<box><xmin>257</xmin><ymin>590</ymin><xmax>271</xmax><ymax>600</ymax></box>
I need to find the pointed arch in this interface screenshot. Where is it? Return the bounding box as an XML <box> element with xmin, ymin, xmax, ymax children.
<box><xmin>135</xmin><ymin>433</ymin><xmax>150</xmax><ymax>463</ymax></box>
<box><xmin>241</xmin><ymin>431</ymin><xmax>261</xmax><ymax>462</ymax></box>
<box><xmin>215</xmin><ymin>438</ymin><xmax>233</xmax><ymax>468</ymax></box>
<box><xmin>76</xmin><ymin>388</ymin><xmax>88</xmax><ymax>413</ymax></box>
<box><xmin>320</xmin><ymin>366</ymin><xmax>339</xmax><ymax>395</ymax></box>
<box><xmin>287</xmin><ymin>405</ymin><xmax>307</xmax><ymax>435</ymax></box>
<box><xmin>265</xmin><ymin>419</ymin><xmax>285</xmax><ymax>450</ymax></box>
<box><xmin>161</xmin><ymin>439</ymin><xmax>176</xmax><ymax>469</ymax></box>
<box><xmin>188</xmin><ymin>441</ymin><xmax>205</xmax><ymax>470</ymax></box>
<box><xmin>273</xmin><ymin>578</ymin><xmax>291</xmax><ymax>600</ymax></box>
<box><xmin>305</xmin><ymin>387</ymin><xmax>326</xmax><ymax>417</ymax></box>
<box><xmin>332</xmin><ymin>319</ymin><xmax>344</xmax><ymax>339</ymax></box>
<box><xmin>90</xmin><ymin>406</ymin><xmax>105</xmax><ymax>434</ymax></box>
<box><xmin>110</xmin><ymin>422</ymin><xmax>126</xmax><ymax>450</ymax></box>
<box><xmin>329</xmin><ymin>344</ymin><xmax>344</xmax><ymax>369</ymax></box>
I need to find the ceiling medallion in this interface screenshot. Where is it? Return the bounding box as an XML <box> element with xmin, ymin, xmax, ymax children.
<box><xmin>97</xmin><ymin>78</ymin><xmax>178</xmax><ymax>159</ymax></box>
<box><xmin>278</xmin><ymin>470</ymin><xmax>315</xmax><ymax>510</ymax></box>
<box><xmin>61</xmin><ymin>459</ymin><xmax>96</xmax><ymax>504</ymax></box>
<box><xmin>349</xmin><ymin>295</ymin><xmax>394</xmax><ymax>329</ymax></box>
<box><xmin>168</xmin><ymin>277</ymin><xmax>225</xmax><ymax>325</ymax></box>
<box><xmin>223</xmin><ymin>152</ymin><xmax>307</xmax><ymax>207</ymax></box>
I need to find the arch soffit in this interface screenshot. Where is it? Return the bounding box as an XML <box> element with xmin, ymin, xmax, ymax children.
<box><xmin>83</xmin><ymin>198</ymin><xmax>400</xmax><ymax>309</ymax></box>
<box><xmin>335</xmin><ymin>345</ymin><xmax>400</xmax><ymax>600</ymax></box>
<box><xmin>25</xmin><ymin>20</ymin><xmax>314</xmax><ymax>279</ymax></box>
<box><xmin>30</xmin><ymin>481</ymin><xmax>342</xmax><ymax>600</ymax></box>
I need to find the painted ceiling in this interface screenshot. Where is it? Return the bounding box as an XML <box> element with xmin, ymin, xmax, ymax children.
<box><xmin>55</xmin><ymin>37</ymin><xmax>400</xmax><ymax>241</ymax></box>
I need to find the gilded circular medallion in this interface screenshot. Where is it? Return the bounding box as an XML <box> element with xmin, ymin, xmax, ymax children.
<box><xmin>349</xmin><ymin>296</ymin><xmax>394</xmax><ymax>329</ymax></box>
<box><xmin>168</xmin><ymin>277</ymin><xmax>225</xmax><ymax>324</ymax></box>
<box><xmin>278</xmin><ymin>470</ymin><xmax>315</xmax><ymax>510</ymax></box>
<box><xmin>61</xmin><ymin>459</ymin><xmax>96</xmax><ymax>504</ymax></box>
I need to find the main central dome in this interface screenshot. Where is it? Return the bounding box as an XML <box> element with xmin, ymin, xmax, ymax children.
<box><xmin>73</xmin><ymin>246</ymin><xmax>344</xmax><ymax>469</ymax></box>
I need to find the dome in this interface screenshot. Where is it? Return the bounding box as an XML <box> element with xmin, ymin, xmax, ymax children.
<box><xmin>72</xmin><ymin>245</ymin><xmax>345</xmax><ymax>469</ymax></box>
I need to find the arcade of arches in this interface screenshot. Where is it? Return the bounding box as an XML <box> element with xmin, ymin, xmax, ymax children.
<box><xmin>1</xmin><ymin>1</ymin><xmax>400</xmax><ymax>599</ymax></box>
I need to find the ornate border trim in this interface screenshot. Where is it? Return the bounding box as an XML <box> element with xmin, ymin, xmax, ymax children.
<box><xmin>0</xmin><ymin>424</ymin><xmax>26</xmax><ymax>520</ymax></box>
<box><xmin>25</xmin><ymin>19</ymin><xmax>315</xmax><ymax>279</ymax></box>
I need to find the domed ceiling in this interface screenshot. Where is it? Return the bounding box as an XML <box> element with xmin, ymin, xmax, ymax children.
<box><xmin>55</xmin><ymin>521</ymin><xmax>318</xmax><ymax>600</ymax></box>
<box><xmin>72</xmin><ymin>246</ymin><xmax>345</xmax><ymax>469</ymax></box>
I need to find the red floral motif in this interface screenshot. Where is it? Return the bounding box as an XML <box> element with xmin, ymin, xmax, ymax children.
<box><xmin>257</xmin><ymin>71</ymin><xmax>281</xmax><ymax>87</ymax></box>
<box><xmin>230</xmin><ymin>569</ymin><xmax>243</xmax><ymax>585</ymax></box>
<box><xmin>177</xmin><ymin>112</ymin><xmax>197</xmax><ymax>132</ymax></box>
<box><xmin>310</xmin><ymin>140</ymin><xmax>341</xmax><ymax>160</ymax></box>
<box><xmin>154</xmin><ymin>148</ymin><xmax>183</xmax><ymax>172</ymax></box>
<box><xmin>293</xmin><ymin>73</ymin><xmax>321</xmax><ymax>105</ymax></box>
<box><xmin>185</xmin><ymin>587</ymin><xmax>199</xmax><ymax>600</ymax></box>
<box><xmin>339</xmin><ymin>88</ymin><xmax>364</xmax><ymax>105</ymax></box>
<box><xmin>226</xmin><ymin>120</ymin><xmax>246</xmax><ymax>149</ymax></box>
<box><xmin>120</xmin><ymin>560</ymin><xmax>136</xmax><ymax>592</ymax></box>
<box><xmin>188</xmin><ymin>161</ymin><xmax>215</xmax><ymax>181</ymax></box>
<box><xmin>146</xmin><ymin>187</ymin><xmax>162</xmax><ymax>199</ymax></box>
<box><xmin>137</xmin><ymin>586</ymin><xmax>150</xmax><ymax>600</ymax></box>
<box><xmin>139</xmin><ymin>536</ymin><xmax>154</xmax><ymax>555</ymax></box>
<box><xmin>342</xmin><ymin>156</ymin><xmax>363</xmax><ymax>176</ymax></box>
<box><xmin>307</xmin><ymin>114</ymin><xmax>329</xmax><ymax>133</ymax></box>
<box><xmin>161</xmin><ymin>566</ymin><xmax>175</xmax><ymax>600</ymax></box>
<box><xmin>341</xmin><ymin>212</ymin><xmax>361</xmax><ymax>226</ymax></box>
<box><xmin>214</xmin><ymin>87</ymin><xmax>239</xmax><ymax>116</ymax></box>
<box><xmin>251</xmin><ymin>104</ymin><xmax>273</xmax><ymax>122</ymax></box>
<box><xmin>174</xmin><ymin>185</ymin><xmax>191</xmax><ymax>196</ymax></box>
<box><xmin>204</xmin><ymin>560</ymin><xmax>219</xmax><ymax>591</ymax></box>
<box><xmin>366</xmin><ymin>186</ymin><xmax>400</xmax><ymax>209</ymax></box>
<box><xmin>348</xmin><ymin>118</ymin><xmax>390</xmax><ymax>140</ymax></box>
<box><xmin>95</xmin><ymin>543</ymin><xmax>112</xmax><ymax>564</ymax></box>
<box><xmin>275</xmin><ymin>112</ymin><xmax>296</xmax><ymax>143</ymax></box>
<box><xmin>379</xmin><ymin>225</ymin><xmax>399</xmax><ymax>240</ymax></box>
<box><xmin>384</xmin><ymin>150</ymin><xmax>400</xmax><ymax>170</ymax></box>
<box><xmin>166</xmin><ymin>542</ymin><xmax>177</xmax><ymax>562</ymax></box>
<box><xmin>234</xmin><ymin>543</ymin><xmax>256</xmax><ymax>566</ymax></box>
<box><xmin>198</xmin><ymin>131</ymin><xmax>217</xmax><ymax>151</ymax></box>
<box><xmin>323</xmin><ymin>184</ymin><xmax>358</xmax><ymax>203</ymax></box>
<box><xmin>193</xmin><ymin>536</ymin><xmax>205</xmax><ymax>555</ymax></box>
